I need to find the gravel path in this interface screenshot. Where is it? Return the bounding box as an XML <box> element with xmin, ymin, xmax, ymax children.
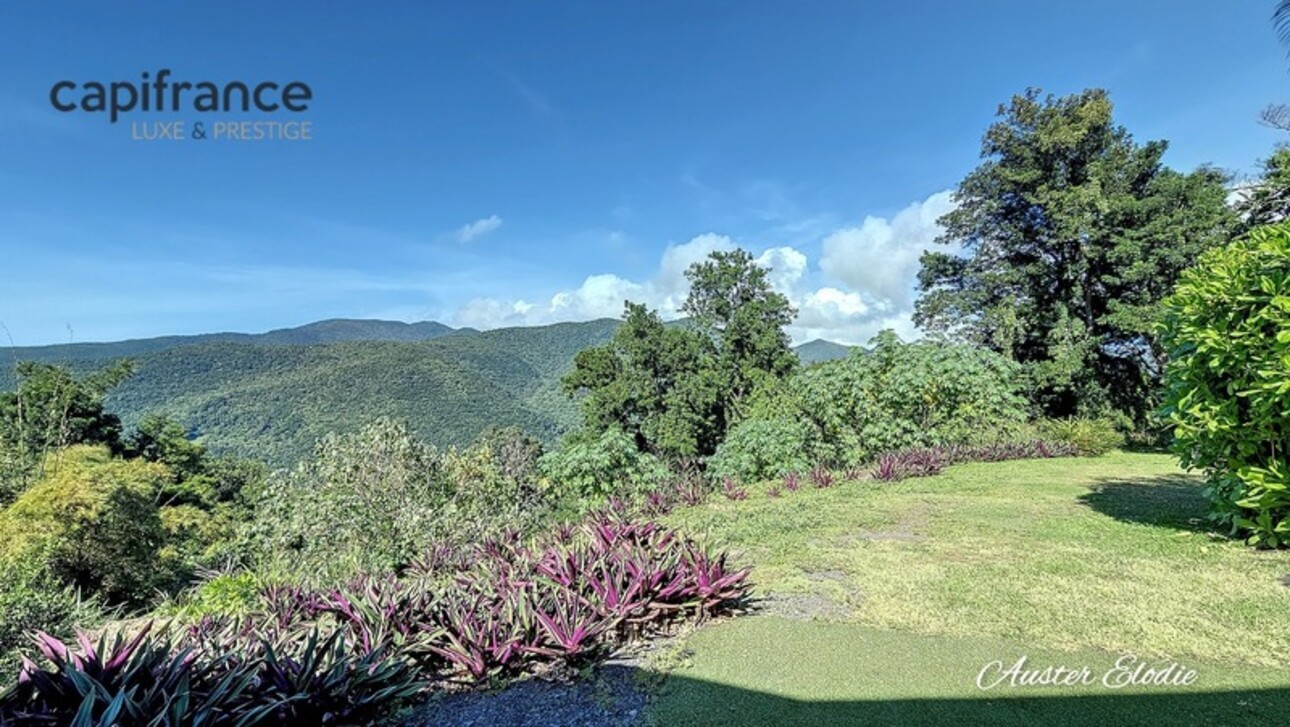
<box><xmin>399</xmin><ymin>661</ymin><xmax>650</xmax><ymax>727</ymax></box>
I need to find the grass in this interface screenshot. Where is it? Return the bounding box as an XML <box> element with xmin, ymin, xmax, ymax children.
<box><xmin>649</xmin><ymin>452</ymin><xmax>1290</xmax><ymax>724</ymax></box>
<box><xmin>647</xmin><ymin>618</ymin><xmax>1290</xmax><ymax>726</ymax></box>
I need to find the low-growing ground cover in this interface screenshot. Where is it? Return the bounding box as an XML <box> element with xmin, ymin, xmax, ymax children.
<box><xmin>650</xmin><ymin>453</ymin><xmax>1290</xmax><ymax>725</ymax></box>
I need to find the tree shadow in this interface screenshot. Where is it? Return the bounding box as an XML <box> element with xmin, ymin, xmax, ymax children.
<box><xmin>413</xmin><ymin>663</ymin><xmax>1290</xmax><ymax>726</ymax></box>
<box><xmin>1077</xmin><ymin>474</ymin><xmax>1222</xmax><ymax>535</ymax></box>
<box><xmin>651</xmin><ymin>672</ymin><xmax>1290</xmax><ymax>726</ymax></box>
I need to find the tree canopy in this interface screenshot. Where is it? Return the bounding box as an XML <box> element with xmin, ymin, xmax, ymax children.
<box><xmin>915</xmin><ymin>88</ymin><xmax>1238</xmax><ymax>422</ymax></box>
<box><xmin>564</xmin><ymin>249</ymin><xmax>797</xmax><ymax>459</ymax></box>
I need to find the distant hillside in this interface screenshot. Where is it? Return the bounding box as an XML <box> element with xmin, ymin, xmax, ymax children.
<box><xmin>794</xmin><ymin>339</ymin><xmax>855</xmax><ymax>364</ymax></box>
<box><xmin>1</xmin><ymin>318</ymin><xmax>851</xmax><ymax>466</ymax></box>
<box><xmin>0</xmin><ymin>318</ymin><xmax>464</xmax><ymax>364</ymax></box>
<box><xmin>1</xmin><ymin>319</ymin><xmax>617</xmax><ymax>466</ymax></box>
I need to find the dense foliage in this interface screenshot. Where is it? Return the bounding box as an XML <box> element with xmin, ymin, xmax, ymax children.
<box><xmin>1036</xmin><ymin>417</ymin><xmax>1125</xmax><ymax>457</ymax></box>
<box><xmin>246</xmin><ymin>419</ymin><xmax>552</xmax><ymax>585</ymax></box>
<box><xmin>0</xmin><ymin>446</ymin><xmax>170</xmax><ymax>605</ymax></box>
<box><xmin>0</xmin><ymin>320</ymin><xmax>620</xmax><ymax>468</ymax></box>
<box><xmin>1160</xmin><ymin>223</ymin><xmax>1290</xmax><ymax>546</ymax></box>
<box><xmin>1</xmin><ymin>513</ymin><xmax>750</xmax><ymax>724</ymax></box>
<box><xmin>564</xmin><ymin>251</ymin><xmax>797</xmax><ymax>460</ymax></box>
<box><xmin>790</xmin><ymin>331</ymin><xmax>1031</xmax><ymax>466</ymax></box>
<box><xmin>1237</xmin><ymin>147</ymin><xmax>1290</xmax><ymax>227</ymax></box>
<box><xmin>916</xmin><ymin>88</ymin><xmax>1238</xmax><ymax>423</ymax></box>
<box><xmin>537</xmin><ymin>427</ymin><xmax>667</xmax><ymax>502</ymax></box>
<box><xmin>871</xmin><ymin>440</ymin><xmax>1077</xmax><ymax>482</ymax></box>
<box><xmin>0</xmin><ymin>360</ymin><xmax>134</xmax><ymax>504</ymax></box>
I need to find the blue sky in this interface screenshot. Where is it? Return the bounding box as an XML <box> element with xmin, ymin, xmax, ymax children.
<box><xmin>1</xmin><ymin>1</ymin><xmax>1286</xmax><ymax>346</ymax></box>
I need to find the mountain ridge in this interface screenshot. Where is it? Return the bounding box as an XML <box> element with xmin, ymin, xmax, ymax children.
<box><xmin>1</xmin><ymin>318</ymin><xmax>851</xmax><ymax>465</ymax></box>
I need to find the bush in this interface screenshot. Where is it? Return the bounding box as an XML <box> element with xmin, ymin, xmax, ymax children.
<box><xmin>245</xmin><ymin>418</ymin><xmax>449</xmax><ymax>584</ymax></box>
<box><xmin>871</xmin><ymin>440</ymin><xmax>1077</xmax><ymax>482</ymax></box>
<box><xmin>1160</xmin><ymin>223</ymin><xmax>1290</xmax><ymax>546</ymax></box>
<box><xmin>793</xmin><ymin>331</ymin><xmax>1030</xmax><ymax>464</ymax></box>
<box><xmin>1036</xmin><ymin>417</ymin><xmax>1124</xmax><ymax>456</ymax></box>
<box><xmin>0</xmin><ymin>558</ymin><xmax>103</xmax><ymax>684</ymax></box>
<box><xmin>0</xmin><ymin>446</ymin><xmax>169</xmax><ymax>604</ymax></box>
<box><xmin>539</xmin><ymin>428</ymin><xmax>668</xmax><ymax>502</ymax></box>
<box><xmin>707</xmin><ymin>417</ymin><xmax>811</xmax><ymax>483</ymax></box>
<box><xmin>1</xmin><ymin>513</ymin><xmax>752</xmax><ymax>722</ymax></box>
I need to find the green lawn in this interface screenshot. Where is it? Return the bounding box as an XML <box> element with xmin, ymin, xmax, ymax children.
<box><xmin>648</xmin><ymin>453</ymin><xmax>1290</xmax><ymax>725</ymax></box>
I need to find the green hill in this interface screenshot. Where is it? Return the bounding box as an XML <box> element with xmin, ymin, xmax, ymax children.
<box><xmin>0</xmin><ymin>318</ymin><xmax>464</xmax><ymax>365</ymax></box>
<box><xmin>1</xmin><ymin>319</ymin><xmax>617</xmax><ymax>466</ymax></box>
<box><xmin>794</xmin><ymin>338</ymin><xmax>855</xmax><ymax>365</ymax></box>
<box><xmin>1</xmin><ymin>318</ymin><xmax>849</xmax><ymax>467</ymax></box>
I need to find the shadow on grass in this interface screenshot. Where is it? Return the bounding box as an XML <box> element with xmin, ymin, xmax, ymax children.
<box><xmin>417</xmin><ymin>663</ymin><xmax>1290</xmax><ymax>726</ymax></box>
<box><xmin>650</xmin><ymin>671</ymin><xmax>1290</xmax><ymax>726</ymax></box>
<box><xmin>1077</xmin><ymin>474</ymin><xmax>1219</xmax><ymax>534</ymax></box>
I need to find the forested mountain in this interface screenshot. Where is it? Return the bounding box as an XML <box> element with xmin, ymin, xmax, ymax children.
<box><xmin>794</xmin><ymin>339</ymin><xmax>855</xmax><ymax>365</ymax></box>
<box><xmin>0</xmin><ymin>318</ymin><xmax>465</xmax><ymax>364</ymax></box>
<box><xmin>1</xmin><ymin>318</ymin><xmax>845</xmax><ymax>466</ymax></box>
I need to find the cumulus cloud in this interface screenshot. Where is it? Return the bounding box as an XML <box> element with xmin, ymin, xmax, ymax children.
<box><xmin>453</xmin><ymin>234</ymin><xmax>733</xmax><ymax>329</ymax></box>
<box><xmin>455</xmin><ymin>215</ymin><xmax>503</xmax><ymax>243</ymax></box>
<box><xmin>819</xmin><ymin>190</ymin><xmax>955</xmax><ymax>309</ymax></box>
<box><xmin>450</xmin><ymin>190</ymin><xmax>956</xmax><ymax>346</ymax></box>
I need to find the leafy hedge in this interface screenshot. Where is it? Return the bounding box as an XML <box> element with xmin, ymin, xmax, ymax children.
<box><xmin>1160</xmin><ymin>223</ymin><xmax>1290</xmax><ymax>546</ymax></box>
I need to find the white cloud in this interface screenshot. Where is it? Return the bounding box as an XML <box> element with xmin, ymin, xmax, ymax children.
<box><xmin>450</xmin><ymin>190</ymin><xmax>957</xmax><ymax>347</ymax></box>
<box><xmin>819</xmin><ymin>191</ymin><xmax>955</xmax><ymax>309</ymax></box>
<box><xmin>455</xmin><ymin>215</ymin><xmax>503</xmax><ymax>243</ymax></box>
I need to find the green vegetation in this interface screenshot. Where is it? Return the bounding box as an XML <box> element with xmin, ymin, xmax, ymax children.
<box><xmin>1036</xmin><ymin>416</ymin><xmax>1126</xmax><ymax>457</ymax></box>
<box><xmin>0</xmin><ymin>446</ymin><xmax>169</xmax><ymax>604</ymax></box>
<box><xmin>650</xmin><ymin>619</ymin><xmax>1290</xmax><ymax>726</ymax></box>
<box><xmin>789</xmin><ymin>331</ymin><xmax>1031</xmax><ymax>465</ymax></box>
<box><xmin>0</xmin><ymin>360</ymin><xmax>135</xmax><ymax>502</ymax></box>
<box><xmin>651</xmin><ymin>453</ymin><xmax>1290</xmax><ymax>724</ymax></box>
<box><xmin>244</xmin><ymin>418</ymin><xmax>553</xmax><ymax>585</ymax></box>
<box><xmin>666</xmin><ymin>454</ymin><xmax>1289</xmax><ymax>665</ymax></box>
<box><xmin>1161</xmin><ymin>223</ymin><xmax>1290</xmax><ymax>546</ymax></box>
<box><xmin>3</xmin><ymin>81</ymin><xmax>1287</xmax><ymax>723</ymax></box>
<box><xmin>564</xmin><ymin>250</ymin><xmax>797</xmax><ymax>460</ymax></box>
<box><xmin>916</xmin><ymin>88</ymin><xmax>1238</xmax><ymax>424</ymax></box>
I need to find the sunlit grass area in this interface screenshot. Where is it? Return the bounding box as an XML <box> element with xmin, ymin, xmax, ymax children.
<box><xmin>651</xmin><ymin>453</ymin><xmax>1290</xmax><ymax>724</ymax></box>
<box><xmin>647</xmin><ymin>618</ymin><xmax>1290</xmax><ymax>726</ymax></box>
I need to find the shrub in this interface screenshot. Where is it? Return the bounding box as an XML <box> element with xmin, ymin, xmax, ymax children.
<box><xmin>539</xmin><ymin>428</ymin><xmax>668</xmax><ymax>502</ymax></box>
<box><xmin>707</xmin><ymin>417</ymin><xmax>812</xmax><ymax>483</ymax></box>
<box><xmin>720</xmin><ymin>478</ymin><xmax>748</xmax><ymax>501</ymax></box>
<box><xmin>0</xmin><ymin>624</ymin><xmax>419</xmax><ymax>726</ymax></box>
<box><xmin>808</xmin><ymin>466</ymin><xmax>835</xmax><ymax>489</ymax></box>
<box><xmin>871</xmin><ymin>440</ymin><xmax>1077</xmax><ymax>482</ymax></box>
<box><xmin>1037</xmin><ymin>417</ymin><xmax>1124</xmax><ymax>456</ymax></box>
<box><xmin>0</xmin><ymin>445</ymin><xmax>169</xmax><ymax>604</ymax></box>
<box><xmin>793</xmin><ymin>332</ymin><xmax>1030</xmax><ymax>464</ymax></box>
<box><xmin>0</xmin><ymin>558</ymin><xmax>103</xmax><ymax>684</ymax></box>
<box><xmin>1160</xmin><ymin>223</ymin><xmax>1290</xmax><ymax>546</ymax></box>
<box><xmin>245</xmin><ymin>418</ymin><xmax>449</xmax><ymax>584</ymax></box>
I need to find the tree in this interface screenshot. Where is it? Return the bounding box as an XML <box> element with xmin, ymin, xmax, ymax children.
<box><xmin>563</xmin><ymin>249</ymin><xmax>797</xmax><ymax>460</ymax></box>
<box><xmin>564</xmin><ymin>302</ymin><xmax>725</xmax><ymax>458</ymax></box>
<box><xmin>1237</xmin><ymin>147</ymin><xmax>1290</xmax><ymax>227</ymax></box>
<box><xmin>683</xmin><ymin>250</ymin><xmax>798</xmax><ymax>416</ymax></box>
<box><xmin>1159</xmin><ymin>223</ymin><xmax>1290</xmax><ymax>547</ymax></box>
<box><xmin>0</xmin><ymin>360</ymin><xmax>135</xmax><ymax>503</ymax></box>
<box><xmin>0</xmin><ymin>445</ymin><xmax>169</xmax><ymax>604</ymax></box>
<box><xmin>915</xmin><ymin>88</ymin><xmax>1237</xmax><ymax>422</ymax></box>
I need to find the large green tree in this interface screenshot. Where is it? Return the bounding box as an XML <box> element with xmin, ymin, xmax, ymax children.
<box><xmin>915</xmin><ymin>88</ymin><xmax>1238</xmax><ymax>421</ymax></box>
<box><xmin>683</xmin><ymin>249</ymin><xmax>798</xmax><ymax>417</ymax></box>
<box><xmin>564</xmin><ymin>249</ymin><xmax>797</xmax><ymax>459</ymax></box>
